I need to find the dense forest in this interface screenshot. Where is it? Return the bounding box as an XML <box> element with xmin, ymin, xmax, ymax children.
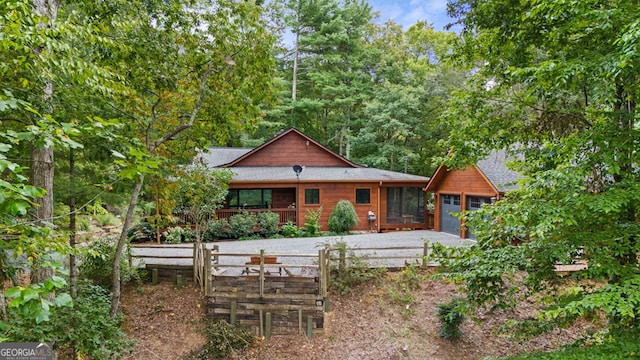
<box><xmin>1</xmin><ymin>0</ymin><xmax>640</xmax><ymax>358</ymax></box>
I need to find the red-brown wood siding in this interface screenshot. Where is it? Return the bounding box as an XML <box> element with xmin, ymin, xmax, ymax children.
<box><xmin>431</xmin><ymin>167</ymin><xmax>498</xmax><ymax>238</ymax></box>
<box><xmin>232</xmin><ymin>132</ymin><xmax>351</xmax><ymax>167</ymax></box>
<box><xmin>298</xmin><ymin>182</ymin><xmax>379</xmax><ymax>232</ymax></box>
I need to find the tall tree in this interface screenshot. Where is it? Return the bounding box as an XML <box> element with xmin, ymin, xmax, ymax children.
<box><xmin>439</xmin><ymin>0</ymin><xmax>640</xmax><ymax>332</ymax></box>
<box><xmin>105</xmin><ymin>0</ymin><xmax>275</xmax><ymax>316</ymax></box>
<box><xmin>351</xmin><ymin>20</ymin><xmax>464</xmax><ymax>175</ymax></box>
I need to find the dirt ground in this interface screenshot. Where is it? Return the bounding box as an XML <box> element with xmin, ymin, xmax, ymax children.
<box><xmin>121</xmin><ymin>271</ymin><xmax>600</xmax><ymax>360</ymax></box>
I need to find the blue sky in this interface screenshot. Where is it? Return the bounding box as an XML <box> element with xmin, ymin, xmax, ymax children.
<box><xmin>367</xmin><ymin>0</ymin><xmax>455</xmax><ymax>31</ymax></box>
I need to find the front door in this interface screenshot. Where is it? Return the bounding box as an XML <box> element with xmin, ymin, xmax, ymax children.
<box><xmin>440</xmin><ymin>194</ymin><xmax>460</xmax><ymax>235</ymax></box>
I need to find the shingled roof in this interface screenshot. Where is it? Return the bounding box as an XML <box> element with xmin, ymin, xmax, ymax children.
<box><xmin>195</xmin><ymin>148</ymin><xmax>252</xmax><ymax>167</ymax></box>
<box><xmin>222</xmin><ymin>166</ymin><xmax>428</xmax><ymax>182</ymax></box>
<box><xmin>476</xmin><ymin>150</ymin><xmax>522</xmax><ymax>192</ymax></box>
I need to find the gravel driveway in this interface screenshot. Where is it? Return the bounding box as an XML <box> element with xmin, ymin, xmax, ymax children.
<box><xmin>131</xmin><ymin>230</ymin><xmax>473</xmax><ymax>274</ymax></box>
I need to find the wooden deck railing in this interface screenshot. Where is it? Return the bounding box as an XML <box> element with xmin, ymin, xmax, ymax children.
<box><xmin>174</xmin><ymin>208</ymin><xmax>297</xmax><ymax>226</ymax></box>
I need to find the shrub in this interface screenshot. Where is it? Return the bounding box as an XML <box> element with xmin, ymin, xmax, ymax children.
<box><xmin>187</xmin><ymin>319</ymin><xmax>253</xmax><ymax>360</ymax></box>
<box><xmin>79</xmin><ymin>236</ymin><xmax>142</xmax><ymax>289</ymax></box>
<box><xmin>258</xmin><ymin>211</ymin><xmax>279</xmax><ymax>237</ymax></box>
<box><xmin>204</xmin><ymin>218</ymin><xmax>230</xmax><ymax>241</ymax></box>
<box><xmin>328</xmin><ymin>200</ymin><xmax>358</xmax><ymax>234</ymax></box>
<box><xmin>3</xmin><ymin>281</ymin><xmax>134</xmax><ymax>359</ymax></box>
<box><xmin>437</xmin><ymin>297</ymin><xmax>466</xmax><ymax>339</ymax></box>
<box><xmin>281</xmin><ymin>221</ymin><xmax>301</xmax><ymax>237</ymax></box>
<box><xmin>228</xmin><ymin>211</ymin><xmax>258</xmax><ymax>239</ymax></box>
<box><xmin>328</xmin><ymin>241</ymin><xmax>386</xmax><ymax>295</ymax></box>
<box><xmin>77</xmin><ymin>215</ymin><xmax>92</xmax><ymax>231</ymax></box>
<box><xmin>93</xmin><ymin>212</ymin><xmax>120</xmax><ymax>227</ymax></box>
<box><xmin>303</xmin><ymin>207</ymin><xmax>323</xmax><ymax>236</ymax></box>
<box><xmin>164</xmin><ymin>226</ymin><xmax>185</xmax><ymax>244</ymax></box>
<box><xmin>127</xmin><ymin>220</ymin><xmax>156</xmax><ymax>243</ymax></box>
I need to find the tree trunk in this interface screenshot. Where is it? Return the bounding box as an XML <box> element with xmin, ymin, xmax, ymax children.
<box><xmin>29</xmin><ymin>0</ymin><xmax>60</xmax><ymax>285</ymax></box>
<box><xmin>292</xmin><ymin>30</ymin><xmax>299</xmax><ymax>102</ymax></box>
<box><xmin>69</xmin><ymin>149</ymin><xmax>77</xmax><ymax>299</ymax></box>
<box><xmin>110</xmin><ymin>176</ymin><xmax>144</xmax><ymax>317</ymax></box>
<box><xmin>30</xmin><ymin>146</ymin><xmax>55</xmax><ymax>284</ymax></box>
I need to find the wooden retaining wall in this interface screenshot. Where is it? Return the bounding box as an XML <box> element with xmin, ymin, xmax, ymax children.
<box><xmin>207</xmin><ymin>275</ymin><xmax>325</xmax><ymax>336</ymax></box>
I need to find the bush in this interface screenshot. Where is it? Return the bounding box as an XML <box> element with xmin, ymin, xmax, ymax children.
<box><xmin>2</xmin><ymin>281</ymin><xmax>134</xmax><ymax>359</ymax></box>
<box><xmin>163</xmin><ymin>226</ymin><xmax>195</xmax><ymax>244</ymax></box>
<box><xmin>228</xmin><ymin>211</ymin><xmax>258</xmax><ymax>239</ymax></box>
<box><xmin>328</xmin><ymin>200</ymin><xmax>358</xmax><ymax>234</ymax></box>
<box><xmin>281</xmin><ymin>221</ymin><xmax>301</xmax><ymax>237</ymax></box>
<box><xmin>77</xmin><ymin>215</ymin><xmax>92</xmax><ymax>231</ymax></box>
<box><xmin>258</xmin><ymin>211</ymin><xmax>279</xmax><ymax>237</ymax></box>
<box><xmin>187</xmin><ymin>319</ymin><xmax>253</xmax><ymax>360</ymax></box>
<box><xmin>437</xmin><ymin>297</ymin><xmax>466</xmax><ymax>339</ymax></box>
<box><xmin>204</xmin><ymin>218</ymin><xmax>230</xmax><ymax>241</ymax></box>
<box><xmin>79</xmin><ymin>236</ymin><xmax>142</xmax><ymax>289</ymax></box>
<box><xmin>328</xmin><ymin>241</ymin><xmax>385</xmax><ymax>295</ymax></box>
<box><xmin>303</xmin><ymin>207</ymin><xmax>323</xmax><ymax>236</ymax></box>
<box><xmin>93</xmin><ymin>212</ymin><xmax>121</xmax><ymax>227</ymax></box>
<box><xmin>127</xmin><ymin>220</ymin><xmax>156</xmax><ymax>243</ymax></box>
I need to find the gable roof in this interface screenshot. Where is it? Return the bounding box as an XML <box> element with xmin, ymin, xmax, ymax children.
<box><xmin>195</xmin><ymin>127</ymin><xmax>429</xmax><ymax>183</ymax></box>
<box><xmin>425</xmin><ymin>150</ymin><xmax>522</xmax><ymax>193</ymax></box>
<box><xmin>225</xmin><ymin>127</ymin><xmax>360</xmax><ymax>168</ymax></box>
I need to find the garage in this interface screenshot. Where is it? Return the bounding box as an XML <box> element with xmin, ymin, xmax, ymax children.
<box><xmin>440</xmin><ymin>194</ymin><xmax>461</xmax><ymax>235</ymax></box>
<box><xmin>466</xmin><ymin>196</ymin><xmax>493</xmax><ymax>240</ymax></box>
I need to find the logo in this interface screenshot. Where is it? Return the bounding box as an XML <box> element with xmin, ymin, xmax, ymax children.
<box><xmin>0</xmin><ymin>343</ymin><xmax>53</xmax><ymax>360</ymax></box>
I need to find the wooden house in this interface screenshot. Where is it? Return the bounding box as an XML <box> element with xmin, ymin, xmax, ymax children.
<box><xmin>424</xmin><ymin>150</ymin><xmax>521</xmax><ymax>239</ymax></box>
<box><xmin>196</xmin><ymin>128</ymin><xmax>431</xmax><ymax>233</ymax></box>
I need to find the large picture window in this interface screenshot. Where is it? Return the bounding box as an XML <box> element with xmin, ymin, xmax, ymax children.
<box><xmin>305</xmin><ymin>188</ymin><xmax>320</xmax><ymax>204</ymax></box>
<box><xmin>355</xmin><ymin>188</ymin><xmax>370</xmax><ymax>204</ymax></box>
<box><xmin>226</xmin><ymin>189</ymin><xmax>272</xmax><ymax>209</ymax></box>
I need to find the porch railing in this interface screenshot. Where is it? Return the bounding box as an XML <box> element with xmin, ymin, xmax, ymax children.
<box><xmin>174</xmin><ymin>208</ymin><xmax>297</xmax><ymax>226</ymax></box>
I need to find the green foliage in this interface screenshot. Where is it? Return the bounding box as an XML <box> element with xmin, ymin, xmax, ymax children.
<box><xmin>281</xmin><ymin>221</ymin><xmax>301</xmax><ymax>238</ymax></box>
<box><xmin>437</xmin><ymin>297</ymin><xmax>467</xmax><ymax>339</ymax></box>
<box><xmin>79</xmin><ymin>236</ymin><xmax>141</xmax><ymax>289</ymax></box>
<box><xmin>328</xmin><ymin>241</ymin><xmax>386</xmax><ymax>296</ymax></box>
<box><xmin>204</xmin><ymin>218</ymin><xmax>230</xmax><ymax>241</ymax></box>
<box><xmin>228</xmin><ymin>211</ymin><xmax>258</xmax><ymax>239</ymax></box>
<box><xmin>187</xmin><ymin>319</ymin><xmax>253</xmax><ymax>360</ymax></box>
<box><xmin>93</xmin><ymin>212</ymin><xmax>121</xmax><ymax>227</ymax></box>
<box><xmin>163</xmin><ymin>226</ymin><xmax>193</xmax><ymax>244</ymax></box>
<box><xmin>327</xmin><ymin>200</ymin><xmax>358</xmax><ymax>234</ymax></box>
<box><xmin>499</xmin><ymin>328</ymin><xmax>640</xmax><ymax>360</ymax></box>
<box><xmin>5</xmin><ymin>263</ymin><xmax>72</xmax><ymax>324</ymax></box>
<box><xmin>303</xmin><ymin>207</ymin><xmax>322</xmax><ymax>236</ymax></box>
<box><xmin>53</xmin><ymin>203</ymin><xmax>71</xmax><ymax>229</ymax></box>
<box><xmin>384</xmin><ymin>264</ymin><xmax>426</xmax><ymax>318</ymax></box>
<box><xmin>257</xmin><ymin>211</ymin><xmax>279</xmax><ymax>237</ymax></box>
<box><xmin>2</xmin><ymin>281</ymin><xmax>134</xmax><ymax>359</ymax></box>
<box><xmin>127</xmin><ymin>220</ymin><xmax>156</xmax><ymax>243</ymax></box>
<box><xmin>77</xmin><ymin>215</ymin><xmax>92</xmax><ymax>231</ymax></box>
<box><xmin>172</xmin><ymin>167</ymin><xmax>232</xmax><ymax>242</ymax></box>
<box><xmin>439</xmin><ymin>0</ymin><xmax>640</xmax><ymax>337</ymax></box>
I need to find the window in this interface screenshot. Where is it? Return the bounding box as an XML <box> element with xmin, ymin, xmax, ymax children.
<box><xmin>305</xmin><ymin>188</ymin><xmax>320</xmax><ymax>204</ymax></box>
<box><xmin>355</xmin><ymin>188</ymin><xmax>370</xmax><ymax>204</ymax></box>
<box><xmin>226</xmin><ymin>189</ymin><xmax>272</xmax><ymax>208</ymax></box>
